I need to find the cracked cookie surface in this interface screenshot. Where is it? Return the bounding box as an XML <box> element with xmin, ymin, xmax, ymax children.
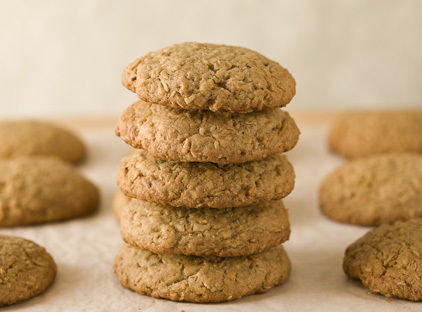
<box><xmin>343</xmin><ymin>218</ymin><xmax>422</xmax><ymax>301</ymax></box>
<box><xmin>116</xmin><ymin>101</ymin><xmax>299</xmax><ymax>163</ymax></box>
<box><xmin>329</xmin><ymin>111</ymin><xmax>422</xmax><ymax>158</ymax></box>
<box><xmin>0</xmin><ymin>157</ymin><xmax>99</xmax><ymax>226</ymax></box>
<box><xmin>120</xmin><ymin>198</ymin><xmax>290</xmax><ymax>257</ymax></box>
<box><xmin>0</xmin><ymin>120</ymin><xmax>86</xmax><ymax>163</ymax></box>
<box><xmin>319</xmin><ymin>154</ymin><xmax>422</xmax><ymax>226</ymax></box>
<box><xmin>122</xmin><ymin>42</ymin><xmax>295</xmax><ymax>113</ymax></box>
<box><xmin>0</xmin><ymin>235</ymin><xmax>56</xmax><ymax>307</ymax></box>
<box><xmin>114</xmin><ymin>244</ymin><xmax>290</xmax><ymax>303</ymax></box>
<box><xmin>117</xmin><ymin>149</ymin><xmax>295</xmax><ymax>208</ymax></box>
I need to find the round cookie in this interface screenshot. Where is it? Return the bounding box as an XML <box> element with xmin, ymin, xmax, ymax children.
<box><xmin>122</xmin><ymin>42</ymin><xmax>296</xmax><ymax>113</ymax></box>
<box><xmin>319</xmin><ymin>154</ymin><xmax>422</xmax><ymax>226</ymax></box>
<box><xmin>114</xmin><ymin>244</ymin><xmax>290</xmax><ymax>303</ymax></box>
<box><xmin>0</xmin><ymin>120</ymin><xmax>86</xmax><ymax>163</ymax></box>
<box><xmin>116</xmin><ymin>101</ymin><xmax>299</xmax><ymax>164</ymax></box>
<box><xmin>0</xmin><ymin>235</ymin><xmax>56</xmax><ymax>307</ymax></box>
<box><xmin>329</xmin><ymin>111</ymin><xmax>422</xmax><ymax>159</ymax></box>
<box><xmin>117</xmin><ymin>149</ymin><xmax>295</xmax><ymax>208</ymax></box>
<box><xmin>0</xmin><ymin>156</ymin><xmax>99</xmax><ymax>226</ymax></box>
<box><xmin>343</xmin><ymin>218</ymin><xmax>422</xmax><ymax>301</ymax></box>
<box><xmin>120</xmin><ymin>198</ymin><xmax>290</xmax><ymax>257</ymax></box>
<box><xmin>112</xmin><ymin>191</ymin><xmax>130</xmax><ymax>220</ymax></box>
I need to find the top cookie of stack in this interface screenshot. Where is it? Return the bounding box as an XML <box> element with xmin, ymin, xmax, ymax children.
<box><xmin>117</xmin><ymin>42</ymin><xmax>299</xmax><ymax>164</ymax></box>
<box><xmin>122</xmin><ymin>42</ymin><xmax>295</xmax><ymax>113</ymax></box>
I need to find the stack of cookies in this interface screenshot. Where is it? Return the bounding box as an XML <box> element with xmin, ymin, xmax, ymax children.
<box><xmin>113</xmin><ymin>42</ymin><xmax>300</xmax><ymax>303</ymax></box>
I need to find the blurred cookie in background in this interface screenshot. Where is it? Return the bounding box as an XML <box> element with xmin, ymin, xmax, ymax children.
<box><xmin>328</xmin><ymin>111</ymin><xmax>422</xmax><ymax>159</ymax></box>
<box><xmin>319</xmin><ymin>153</ymin><xmax>422</xmax><ymax>226</ymax></box>
<box><xmin>0</xmin><ymin>120</ymin><xmax>86</xmax><ymax>163</ymax></box>
<box><xmin>0</xmin><ymin>156</ymin><xmax>99</xmax><ymax>226</ymax></box>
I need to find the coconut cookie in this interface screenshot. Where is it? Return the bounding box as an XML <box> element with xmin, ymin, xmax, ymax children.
<box><xmin>0</xmin><ymin>157</ymin><xmax>99</xmax><ymax>226</ymax></box>
<box><xmin>120</xmin><ymin>199</ymin><xmax>290</xmax><ymax>257</ymax></box>
<box><xmin>329</xmin><ymin>111</ymin><xmax>422</xmax><ymax>159</ymax></box>
<box><xmin>0</xmin><ymin>120</ymin><xmax>86</xmax><ymax>163</ymax></box>
<box><xmin>112</xmin><ymin>191</ymin><xmax>131</xmax><ymax>220</ymax></box>
<box><xmin>122</xmin><ymin>42</ymin><xmax>295</xmax><ymax>113</ymax></box>
<box><xmin>118</xmin><ymin>149</ymin><xmax>295</xmax><ymax>208</ymax></box>
<box><xmin>319</xmin><ymin>154</ymin><xmax>422</xmax><ymax>226</ymax></box>
<box><xmin>0</xmin><ymin>235</ymin><xmax>56</xmax><ymax>307</ymax></box>
<box><xmin>344</xmin><ymin>219</ymin><xmax>422</xmax><ymax>301</ymax></box>
<box><xmin>114</xmin><ymin>244</ymin><xmax>290</xmax><ymax>303</ymax></box>
<box><xmin>116</xmin><ymin>101</ymin><xmax>299</xmax><ymax>164</ymax></box>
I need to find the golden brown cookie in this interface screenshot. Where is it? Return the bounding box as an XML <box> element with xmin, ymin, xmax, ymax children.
<box><xmin>116</xmin><ymin>101</ymin><xmax>299</xmax><ymax>164</ymax></box>
<box><xmin>319</xmin><ymin>154</ymin><xmax>422</xmax><ymax>226</ymax></box>
<box><xmin>122</xmin><ymin>42</ymin><xmax>295</xmax><ymax>113</ymax></box>
<box><xmin>0</xmin><ymin>157</ymin><xmax>99</xmax><ymax>226</ymax></box>
<box><xmin>0</xmin><ymin>120</ymin><xmax>86</xmax><ymax>163</ymax></box>
<box><xmin>329</xmin><ymin>111</ymin><xmax>422</xmax><ymax>158</ymax></box>
<box><xmin>0</xmin><ymin>235</ymin><xmax>56</xmax><ymax>307</ymax></box>
<box><xmin>117</xmin><ymin>149</ymin><xmax>295</xmax><ymax>208</ymax></box>
<box><xmin>114</xmin><ymin>244</ymin><xmax>290</xmax><ymax>303</ymax></box>
<box><xmin>120</xmin><ymin>198</ymin><xmax>290</xmax><ymax>257</ymax></box>
<box><xmin>344</xmin><ymin>218</ymin><xmax>422</xmax><ymax>301</ymax></box>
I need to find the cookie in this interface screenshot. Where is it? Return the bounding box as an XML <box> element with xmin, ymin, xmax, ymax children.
<box><xmin>319</xmin><ymin>154</ymin><xmax>422</xmax><ymax>226</ymax></box>
<box><xmin>116</xmin><ymin>101</ymin><xmax>299</xmax><ymax>164</ymax></box>
<box><xmin>117</xmin><ymin>149</ymin><xmax>295</xmax><ymax>208</ymax></box>
<box><xmin>0</xmin><ymin>235</ymin><xmax>56</xmax><ymax>306</ymax></box>
<box><xmin>329</xmin><ymin>111</ymin><xmax>422</xmax><ymax>159</ymax></box>
<box><xmin>122</xmin><ymin>42</ymin><xmax>295</xmax><ymax>113</ymax></box>
<box><xmin>0</xmin><ymin>157</ymin><xmax>99</xmax><ymax>226</ymax></box>
<box><xmin>112</xmin><ymin>191</ymin><xmax>130</xmax><ymax>220</ymax></box>
<box><xmin>114</xmin><ymin>244</ymin><xmax>290</xmax><ymax>303</ymax></box>
<box><xmin>343</xmin><ymin>218</ymin><xmax>422</xmax><ymax>301</ymax></box>
<box><xmin>0</xmin><ymin>120</ymin><xmax>86</xmax><ymax>163</ymax></box>
<box><xmin>120</xmin><ymin>198</ymin><xmax>290</xmax><ymax>257</ymax></box>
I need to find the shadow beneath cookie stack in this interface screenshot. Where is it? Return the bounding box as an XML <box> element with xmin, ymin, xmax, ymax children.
<box><xmin>112</xmin><ymin>42</ymin><xmax>300</xmax><ymax>303</ymax></box>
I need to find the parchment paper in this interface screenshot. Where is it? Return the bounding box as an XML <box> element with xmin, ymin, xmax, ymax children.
<box><xmin>1</xmin><ymin>125</ymin><xmax>421</xmax><ymax>312</ymax></box>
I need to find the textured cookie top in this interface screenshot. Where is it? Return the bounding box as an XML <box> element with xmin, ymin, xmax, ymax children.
<box><xmin>344</xmin><ymin>219</ymin><xmax>422</xmax><ymax>301</ymax></box>
<box><xmin>0</xmin><ymin>120</ymin><xmax>86</xmax><ymax>163</ymax></box>
<box><xmin>114</xmin><ymin>244</ymin><xmax>290</xmax><ymax>303</ymax></box>
<box><xmin>117</xmin><ymin>149</ymin><xmax>295</xmax><ymax>208</ymax></box>
<box><xmin>0</xmin><ymin>235</ymin><xmax>56</xmax><ymax>307</ymax></box>
<box><xmin>116</xmin><ymin>101</ymin><xmax>299</xmax><ymax>163</ymax></box>
<box><xmin>319</xmin><ymin>154</ymin><xmax>422</xmax><ymax>226</ymax></box>
<box><xmin>329</xmin><ymin>111</ymin><xmax>422</xmax><ymax>158</ymax></box>
<box><xmin>122</xmin><ymin>42</ymin><xmax>296</xmax><ymax>112</ymax></box>
<box><xmin>0</xmin><ymin>157</ymin><xmax>99</xmax><ymax>226</ymax></box>
<box><xmin>120</xmin><ymin>198</ymin><xmax>290</xmax><ymax>257</ymax></box>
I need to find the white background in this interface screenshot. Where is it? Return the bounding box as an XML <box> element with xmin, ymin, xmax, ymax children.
<box><xmin>0</xmin><ymin>0</ymin><xmax>421</xmax><ymax>117</ymax></box>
